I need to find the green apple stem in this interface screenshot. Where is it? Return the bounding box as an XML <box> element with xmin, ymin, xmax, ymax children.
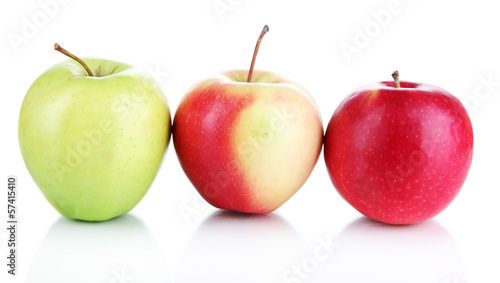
<box><xmin>247</xmin><ymin>25</ymin><xmax>269</xmax><ymax>83</ymax></box>
<box><xmin>54</xmin><ymin>43</ymin><xmax>94</xmax><ymax>77</ymax></box>
<box><xmin>392</xmin><ymin>70</ymin><xmax>400</xmax><ymax>88</ymax></box>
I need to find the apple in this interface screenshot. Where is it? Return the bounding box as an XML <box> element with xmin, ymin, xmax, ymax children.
<box><xmin>18</xmin><ymin>44</ymin><xmax>171</xmax><ymax>221</ymax></box>
<box><xmin>173</xmin><ymin>25</ymin><xmax>323</xmax><ymax>214</ymax></box>
<box><xmin>324</xmin><ymin>71</ymin><xmax>473</xmax><ymax>224</ymax></box>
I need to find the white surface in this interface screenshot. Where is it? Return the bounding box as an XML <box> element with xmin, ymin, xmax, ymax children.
<box><xmin>1</xmin><ymin>0</ymin><xmax>499</xmax><ymax>282</ymax></box>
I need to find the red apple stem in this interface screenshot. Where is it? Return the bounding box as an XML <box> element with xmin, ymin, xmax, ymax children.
<box><xmin>54</xmin><ymin>43</ymin><xmax>94</xmax><ymax>77</ymax></box>
<box><xmin>247</xmin><ymin>25</ymin><xmax>269</xmax><ymax>83</ymax></box>
<box><xmin>392</xmin><ymin>70</ymin><xmax>400</xmax><ymax>88</ymax></box>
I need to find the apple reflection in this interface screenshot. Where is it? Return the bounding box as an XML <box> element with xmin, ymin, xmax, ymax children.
<box><xmin>176</xmin><ymin>210</ymin><xmax>309</xmax><ymax>283</ymax></box>
<box><xmin>26</xmin><ymin>214</ymin><xmax>170</xmax><ymax>283</ymax></box>
<box><xmin>318</xmin><ymin>217</ymin><xmax>466</xmax><ymax>282</ymax></box>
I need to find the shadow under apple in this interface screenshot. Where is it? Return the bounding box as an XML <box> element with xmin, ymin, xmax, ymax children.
<box><xmin>175</xmin><ymin>210</ymin><xmax>309</xmax><ymax>283</ymax></box>
<box><xmin>317</xmin><ymin>217</ymin><xmax>466</xmax><ymax>283</ymax></box>
<box><xmin>26</xmin><ymin>214</ymin><xmax>170</xmax><ymax>283</ymax></box>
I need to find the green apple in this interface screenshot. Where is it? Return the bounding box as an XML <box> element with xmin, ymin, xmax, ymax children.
<box><xmin>18</xmin><ymin>44</ymin><xmax>171</xmax><ymax>221</ymax></box>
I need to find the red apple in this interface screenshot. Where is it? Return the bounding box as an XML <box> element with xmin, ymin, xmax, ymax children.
<box><xmin>173</xmin><ymin>26</ymin><xmax>323</xmax><ymax>214</ymax></box>
<box><xmin>324</xmin><ymin>71</ymin><xmax>473</xmax><ymax>224</ymax></box>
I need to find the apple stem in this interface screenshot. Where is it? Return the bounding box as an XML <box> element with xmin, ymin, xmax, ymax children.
<box><xmin>392</xmin><ymin>70</ymin><xmax>400</xmax><ymax>88</ymax></box>
<box><xmin>247</xmin><ymin>25</ymin><xmax>269</xmax><ymax>83</ymax></box>
<box><xmin>54</xmin><ymin>43</ymin><xmax>94</xmax><ymax>77</ymax></box>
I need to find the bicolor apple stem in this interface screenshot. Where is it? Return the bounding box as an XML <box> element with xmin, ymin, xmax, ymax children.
<box><xmin>392</xmin><ymin>70</ymin><xmax>400</xmax><ymax>88</ymax></box>
<box><xmin>54</xmin><ymin>43</ymin><xmax>94</xmax><ymax>77</ymax></box>
<box><xmin>247</xmin><ymin>25</ymin><xmax>269</xmax><ymax>83</ymax></box>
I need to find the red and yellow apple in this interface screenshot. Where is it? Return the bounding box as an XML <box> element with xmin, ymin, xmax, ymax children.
<box><xmin>324</xmin><ymin>71</ymin><xmax>473</xmax><ymax>224</ymax></box>
<box><xmin>173</xmin><ymin>26</ymin><xmax>323</xmax><ymax>214</ymax></box>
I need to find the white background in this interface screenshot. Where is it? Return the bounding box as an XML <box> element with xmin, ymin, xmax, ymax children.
<box><xmin>1</xmin><ymin>0</ymin><xmax>499</xmax><ymax>282</ymax></box>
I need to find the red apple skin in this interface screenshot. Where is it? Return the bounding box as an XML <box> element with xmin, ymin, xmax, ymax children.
<box><xmin>324</xmin><ymin>81</ymin><xmax>473</xmax><ymax>224</ymax></box>
<box><xmin>173</xmin><ymin>80</ymin><xmax>254</xmax><ymax>211</ymax></box>
<box><xmin>174</xmin><ymin>70</ymin><xmax>323</xmax><ymax>214</ymax></box>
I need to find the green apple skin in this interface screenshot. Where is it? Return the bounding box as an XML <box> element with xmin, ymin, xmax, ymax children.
<box><xmin>19</xmin><ymin>58</ymin><xmax>170</xmax><ymax>221</ymax></box>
